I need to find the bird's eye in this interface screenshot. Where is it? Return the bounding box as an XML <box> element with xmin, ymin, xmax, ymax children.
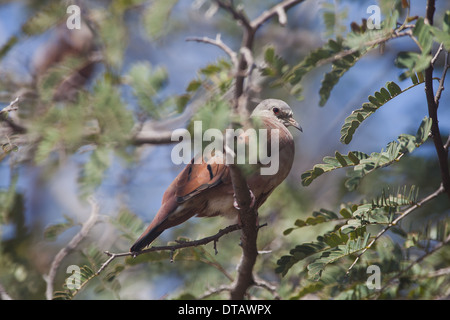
<box><xmin>273</xmin><ymin>107</ymin><xmax>280</xmax><ymax>114</ymax></box>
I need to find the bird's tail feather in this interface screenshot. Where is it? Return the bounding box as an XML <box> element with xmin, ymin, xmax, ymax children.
<box><xmin>130</xmin><ymin>226</ymin><xmax>163</xmax><ymax>253</ymax></box>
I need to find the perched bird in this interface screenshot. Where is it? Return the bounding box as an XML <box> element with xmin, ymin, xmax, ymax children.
<box><xmin>130</xmin><ymin>99</ymin><xmax>301</xmax><ymax>252</ymax></box>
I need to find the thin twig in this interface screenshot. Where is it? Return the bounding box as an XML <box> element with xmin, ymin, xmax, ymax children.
<box><xmin>186</xmin><ymin>34</ymin><xmax>239</xmax><ymax>68</ymax></box>
<box><xmin>431</xmin><ymin>42</ymin><xmax>444</xmax><ymax>66</ymax></box>
<box><xmin>444</xmin><ymin>135</ymin><xmax>450</xmax><ymax>152</ymax></box>
<box><xmin>254</xmin><ymin>277</ymin><xmax>281</xmax><ymax>299</ymax></box>
<box><xmin>132</xmin><ymin>129</ymin><xmax>176</xmax><ymax>145</ymax></box>
<box><xmin>97</xmin><ymin>224</ymin><xmax>243</xmax><ymax>275</ymax></box>
<box><xmin>434</xmin><ymin>49</ymin><xmax>449</xmax><ymax>105</ymax></box>
<box><xmin>0</xmin><ymin>96</ymin><xmax>19</xmax><ymax>114</ymax></box>
<box><xmin>44</xmin><ymin>196</ymin><xmax>100</xmax><ymax>300</ymax></box>
<box><xmin>0</xmin><ymin>96</ymin><xmax>27</xmax><ymax>134</ymax></box>
<box><xmin>198</xmin><ymin>284</ymin><xmax>233</xmax><ymax>299</ymax></box>
<box><xmin>215</xmin><ymin>0</ymin><xmax>252</xmax><ymax>32</ymax></box>
<box><xmin>250</xmin><ymin>0</ymin><xmax>304</xmax><ymax>30</ymax></box>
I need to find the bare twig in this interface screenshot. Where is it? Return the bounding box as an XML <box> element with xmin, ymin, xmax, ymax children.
<box><xmin>97</xmin><ymin>224</ymin><xmax>242</xmax><ymax>275</ymax></box>
<box><xmin>132</xmin><ymin>129</ymin><xmax>176</xmax><ymax>145</ymax></box>
<box><xmin>250</xmin><ymin>0</ymin><xmax>304</xmax><ymax>30</ymax></box>
<box><xmin>0</xmin><ymin>96</ymin><xmax>19</xmax><ymax>114</ymax></box>
<box><xmin>444</xmin><ymin>135</ymin><xmax>450</xmax><ymax>152</ymax></box>
<box><xmin>434</xmin><ymin>49</ymin><xmax>449</xmax><ymax>105</ymax></box>
<box><xmin>215</xmin><ymin>0</ymin><xmax>253</xmax><ymax>33</ymax></box>
<box><xmin>431</xmin><ymin>42</ymin><xmax>444</xmax><ymax>66</ymax></box>
<box><xmin>198</xmin><ymin>284</ymin><xmax>233</xmax><ymax>299</ymax></box>
<box><xmin>44</xmin><ymin>196</ymin><xmax>100</xmax><ymax>300</ymax></box>
<box><xmin>0</xmin><ymin>96</ymin><xmax>27</xmax><ymax>134</ymax></box>
<box><xmin>254</xmin><ymin>277</ymin><xmax>281</xmax><ymax>299</ymax></box>
<box><xmin>186</xmin><ymin>34</ymin><xmax>239</xmax><ymax>68</ymax></box>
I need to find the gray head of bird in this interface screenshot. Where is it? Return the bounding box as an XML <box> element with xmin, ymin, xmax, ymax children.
<box><xmin>251</xmin><ymin>99</ymin><xmax>302</xmax><ymax>132</ymax></box>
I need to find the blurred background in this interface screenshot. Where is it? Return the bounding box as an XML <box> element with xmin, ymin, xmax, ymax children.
<box><xmin>0</xmin><ymin>0</ymin><xmax>449</xmax><ymax>299</ymax></box>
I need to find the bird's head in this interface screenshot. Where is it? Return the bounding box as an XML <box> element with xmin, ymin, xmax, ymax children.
<box><xmin>251</xmin><ymin>99</ymin><xmax>302</xmax><ymax>132</ymax></box>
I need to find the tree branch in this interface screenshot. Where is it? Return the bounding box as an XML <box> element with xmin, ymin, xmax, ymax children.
<box><xmin>212</xmin><ymin>0</ymin><xmax>303</xmax><ymax>299</ymax></box>
<box><xmin>227</xmin><ymin>165</ymin><xmax>259</xmax><ymax>300</ymax></box>
<box><xmin>97</xmin><ymin>224</ymin><xmax>243</xmax><ymax>275</ymax></box>
<box><xmin>424</xmin><ymin>0</ymin><xmax>450</xmax><ymax>197</ymax></box>
<box><xmin>131</xmin><ymin>129</ymin><xmax>176</xmax><ymax>145</ymax></box>
<box><xmin>186</xmin><ymin>34</ymin><xmax>239</xmax><ymax>69</ymax></box>
<box><xmin>250</xmin><ymin>0</ymin><xmax>304</xmax><ymax>30</ymax></box>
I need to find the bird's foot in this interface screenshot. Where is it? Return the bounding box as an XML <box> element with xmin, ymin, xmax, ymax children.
<box><xmin>233</xmin><ymin>188</ymin><xmax>256</xmax><ymax>210</ymax></box>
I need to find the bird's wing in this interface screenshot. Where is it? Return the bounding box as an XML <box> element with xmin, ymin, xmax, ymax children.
<box><xmin>171</xmin><ymin>153</ymin><xmax>230</xmax><ymax>203</ymax></box>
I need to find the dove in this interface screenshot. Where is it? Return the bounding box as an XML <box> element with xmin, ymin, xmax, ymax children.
<box><xmin>130</xmin><ymin>99</ymin><xmax>301</xmax><ymax>252</ymax></box>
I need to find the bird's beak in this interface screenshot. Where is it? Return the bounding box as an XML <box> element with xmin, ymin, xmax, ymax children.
<box><xmin>286</xmin><ymin>117</ymin><xmax>303</xmax><ymax>132</ymax></box>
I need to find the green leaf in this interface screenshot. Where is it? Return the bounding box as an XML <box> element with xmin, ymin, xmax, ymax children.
<box><xmin>54</xmin><ymin>265</ymin><xmax>98</xmax><ymax>300</ymax></box>
<box><xmin>395</xmin><ymin>51</ymin><xmax>432</xmax><ymax>80</ymax></box>
<box><xmin>415</xmin><ymin>116</ymin><xmax>433</xmax><ymax>144</ymax></box>
<box><xmin>301</xmin><ymin>151</ymin><xmax>369</xmax><ymax>186</ymax></box>
<box><xmin>304</xmin><ymin>117</ymin><xmax>432</xmax><ymax>189</ymax></box>
<box><xmin>262</xmin><ymin>46</ymin><xmax>289</xmax><ymax>79</ymax></box>
<box><xmin>91</xmin><ymin>78</ymin><xmax>134</xmax><ymax>144</ymax></box>
<box><xmin>142</xmin><ymin>0</ymin><xmax>178</xmax><ymax>40</ymax></box>
<box><xmin>78</xmin><ymin>147</ymin><xmax>111</xmax><ymax>198</ymax></box>
<box><xmin>0</xmin><ymin>36</ymin><xmax>18</xmax><ymax>59</ymax></box>
<box><xmin>34</xmin><ymin>127</ymin><xmax>61</xmax><ymax>164</ymax></box>
<box><xmin>44</xmin><ymin>215</ymin><xmax>75</xmax><ymax>241</ymax></box>
<box><xmin>307</xmin><ymin>235</ymin><xmax>370</xmax><ymax>280</ymax></box>
<box><xmin>98</xmin><ymin>12</ymin><xmax>127</xmax><ymax>68</ymax></box>
<box><xmin>276</xmin><ymin>242</ymin><xmax>327</xmax><ymax>276</ymax></box>
<box><xmin>340</xmin><ymin>81</ymin><xmax>410</xmax><ymax>145</ymax></box>
<box><xmin>186</xmin><ymin>79</ymin><xmax>202</xmax><ymax>92</ymax></box>
<box><xmin>283</xmin><ymin>208</ymin><xmax>345</xmax><ymax>235</ymax></box>
<box><xmin>319</xmin><ymin>50</ymin><xmax>362</xmax><ymax>106</ymax></box>
<box><xmin>110</xmin><ymin>210</ymin><xmax>145</xmax><ymax>242</ymax></box>
<box><xmin>21</xmin><ymin>3</ymin><xmax>66</xmax><ymax>35</ymax></box>
<box><xmin>128</xmin><ymin>62</ymin><xmax>168</xmax><ymax>118</ymax></box>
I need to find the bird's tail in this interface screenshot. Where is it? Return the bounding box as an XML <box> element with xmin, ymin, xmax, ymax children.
<box><xmin>130</xmin><ymin>224</ymin><xmax>163</xmax><ymax>253</ymax></box>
